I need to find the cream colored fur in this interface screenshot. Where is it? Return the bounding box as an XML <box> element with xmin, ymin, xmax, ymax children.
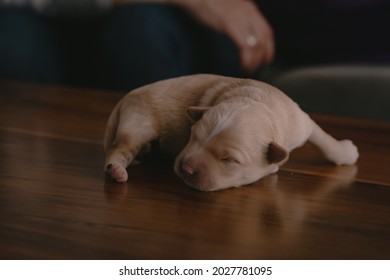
<box><xmin>104</xmin><ymin>74</ymin><xmax>358</xmax><ymax>191</ymax></box>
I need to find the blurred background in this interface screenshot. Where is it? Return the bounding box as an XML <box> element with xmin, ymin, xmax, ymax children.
<box><xmin>1</xmin><ymin>0</ymin><xmax>389</xmax><ymax>121</ymax></box>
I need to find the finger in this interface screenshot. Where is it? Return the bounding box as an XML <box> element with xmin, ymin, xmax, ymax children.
<box><xmin>249</xmin><ymin>6</ymin><xmax>275</xmax><ymax>64</ymax></box>
<box><xmin>242</xmin><ymin>18</ymin><xmax>274</xmax><ymax>70</ymax></box>
<box><xmin>265</xmin><ymin>43</ymin><xmax>275</xmax><ymax>64</ymax></box>
<box><xmin>262</xmin><ymin>29</ymin><xmax>275</xmax><ymax>64</ymax></box>
<box><xmin>239</xmin><ymin>43</ymin><xmax>263</xmax><ymax>73</ymax></box>
<box><xmin>222</xmin><ymin>1</ymin><xmax>275</xmax><ymax>72</ymax></box>
<box><xmin>226</xmin><ymin>26</ymin><xmax>256</xmax><ymax>73</ymax></box>
<box><xmin>229</xmin><ymin>26</ymin><xmax>262</xmax><ymax>72</ymax></box>
<box><xmin>240</xmin><ymin>46</ymin><xmax>254</xmax><ymax>73</ymax></box>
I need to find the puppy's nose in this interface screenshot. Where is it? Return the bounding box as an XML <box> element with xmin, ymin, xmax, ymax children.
<box><xmin>181</xmin><ymin>163</ymin><xmax>195</xmax><ymax>176</ymax></box>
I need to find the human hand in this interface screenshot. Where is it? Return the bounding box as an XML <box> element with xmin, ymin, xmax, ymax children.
<box><xmin>179</xmin><ymin>0</ymin><xmax>275</xmax><ymax>73</ymax></box>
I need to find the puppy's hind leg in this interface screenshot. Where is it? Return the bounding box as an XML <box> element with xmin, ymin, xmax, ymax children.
<box><xmin>104</xmin><ymin>107</ymin><xmax>159</xmax><ymax>182</ymax></box>
<box><xmin>308</xmin><ymin>121</ymin><xmax>359</xmax><ymax>165</ymax></box>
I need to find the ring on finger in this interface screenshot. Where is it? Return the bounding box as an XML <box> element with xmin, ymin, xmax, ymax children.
<box><xmin>246</xmin><ymin>35</ymin><xmax>258</xmax><ymax>47</ymax></box>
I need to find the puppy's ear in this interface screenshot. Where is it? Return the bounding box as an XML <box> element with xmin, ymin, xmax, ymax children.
<box><xmin>265</xmin><ymin>142</ymin><xmax>288</xmax><ymax>164</ymax></box>
<box><xmin>187</xmin><ymin>106</ymin><xmax>210</xmax><ymax>122</ymax></box>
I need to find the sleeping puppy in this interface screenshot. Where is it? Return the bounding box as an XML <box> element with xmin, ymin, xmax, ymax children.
<box><xmin>104</xmin><ymin>74</ymin><xmax>358</xmax><ymax>191</ymax></box>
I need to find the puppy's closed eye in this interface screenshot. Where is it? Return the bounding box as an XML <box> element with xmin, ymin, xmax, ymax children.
<box><xmin>219</xmin><ymin>157</ymin><xmax>240</xmax><ymax>165</ymax></box>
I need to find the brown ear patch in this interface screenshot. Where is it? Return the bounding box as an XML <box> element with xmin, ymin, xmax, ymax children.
<box><xmin>266</xmin><ymin>142</ymin><xmax>288</xmax><ymax>164</ymax></box>
<box><xmin>187</xmin><ymin>106</ymin><xmax>210</xmax><ymax>122</ymax></box>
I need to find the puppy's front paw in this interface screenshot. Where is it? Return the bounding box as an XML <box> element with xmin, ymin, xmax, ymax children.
<box><xmin>105</xmin><ymin>162</ymin><xmax>128</xmax><ymax>182</ymax></box>
<box><xmin>335</xmin><ymin>140</ymin><xmax>359</xmax><ymax>165</ymax></box>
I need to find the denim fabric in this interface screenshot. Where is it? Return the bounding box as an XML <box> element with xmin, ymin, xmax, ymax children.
<box><xmin>98</xmin><ymin>4</ymin><xmax>242</xmax><ymax>91</ymax></box>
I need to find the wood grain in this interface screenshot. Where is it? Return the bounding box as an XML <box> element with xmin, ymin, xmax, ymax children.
<box><xmin>0</xmin><ymin>80</ymin><xmax>389</xmax><ymax>260</ymax></box>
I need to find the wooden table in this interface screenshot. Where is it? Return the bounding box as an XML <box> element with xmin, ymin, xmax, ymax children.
<box><xmin>0</xmin><ymin>81</ymin><xmax>389</xmax><ymax>260</ymax></box>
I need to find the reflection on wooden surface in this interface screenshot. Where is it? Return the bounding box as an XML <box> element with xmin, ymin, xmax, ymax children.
<box><xmin>0</xmin><ymin>81</ymin><xmax>389</xmax><ymax>259</ymax></box>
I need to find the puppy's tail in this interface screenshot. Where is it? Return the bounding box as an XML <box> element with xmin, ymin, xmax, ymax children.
<box><xmin>308</xmin><ymin>120</ymin><xmax>359</xmax><ymax>165</ymax></box>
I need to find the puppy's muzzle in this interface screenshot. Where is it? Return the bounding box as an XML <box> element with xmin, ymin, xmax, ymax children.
<box><xmin>177</xmin><ymin>159</ymin><xmax>211</xmax><ymax>191</ymax></box>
